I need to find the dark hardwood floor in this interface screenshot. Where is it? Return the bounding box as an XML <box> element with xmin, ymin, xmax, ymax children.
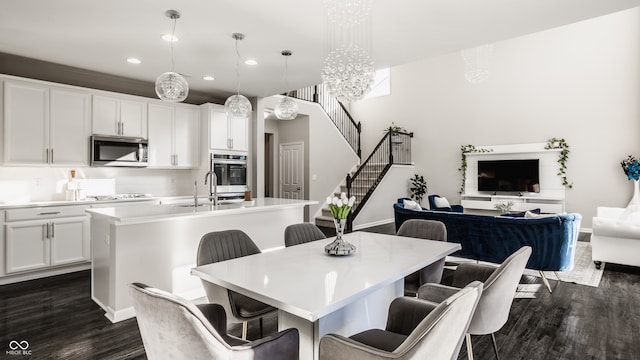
<box><xmin>1</xmin><ymin>223</ymin><xmax>639</xmax><ymax>359</ymax></box>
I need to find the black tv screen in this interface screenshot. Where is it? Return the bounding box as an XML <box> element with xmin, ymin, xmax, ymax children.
<box><xmin>477</xmin><ymin>159</ymin><xmax>540</xmax><ymax>193</ymax></box>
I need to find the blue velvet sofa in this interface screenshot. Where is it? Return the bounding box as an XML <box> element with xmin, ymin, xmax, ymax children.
<box><xmin>394</xmin><ymin>199</ymin><xmax>582</xmax><ymax>271</ymax></box>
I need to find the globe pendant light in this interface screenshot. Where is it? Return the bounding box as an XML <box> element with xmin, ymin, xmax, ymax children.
<box><xmin>274</xmin><ymin>50</ymin><xmax>299</xmax><ymax>120</ymax></box>
<box><xmin>225</xmin><ymin>33</ymin><xmax>252</xmax><ymax>120</ymax></box>
<box><xmin>155</xmin><ymin>10</ymin><xmax>188</xmax><ymax>102</ymax></box>
<box><xmin>321</xmin><ymin>0</ymin><xmax>376</xmax><ymax>102</ymax></box>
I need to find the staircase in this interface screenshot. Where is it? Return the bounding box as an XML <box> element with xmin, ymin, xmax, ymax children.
<box><xmin>290</xmin><ymin>84</ymin><xmax>413</xmax><ymax>231</ymax></box>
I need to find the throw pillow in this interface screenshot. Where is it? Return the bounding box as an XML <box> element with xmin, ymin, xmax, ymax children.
<box><xmin>433</xmin><ymin>196</ymin><xmax>451</xmax><ymax>208</ymax></box>
<box><xmin>524</xmin><ymin>210</ymin><xmax>558</xmax><ymax>219</ymax></box>
<box><xmin>403</xmin><ymin>199</ymin><xmax>422</xmax><ymax>210</ymax></box>
<box><xmin>501</xmin><ymin>208</ymin><xmax>541</xmax><ymax>218</ymax></box>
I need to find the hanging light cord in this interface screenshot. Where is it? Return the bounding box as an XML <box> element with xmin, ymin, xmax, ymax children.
<box><xmin>284</xmin><ymin>55</ymin><xmax>289</xmax><ymax>96</ymax></box>
<box><xmin>170</xmin><ymin>17</ymin><xmax>177</xmax><ymax>72</ymax></box>
<box><xmin>235</xmin><ymin>38</ymin><xmax>241</xmax><ymax>96</ymax></box>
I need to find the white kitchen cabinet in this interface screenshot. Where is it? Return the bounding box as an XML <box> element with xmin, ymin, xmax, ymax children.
<box><xmin>3</xmin><ymin>80</ymin><xmax>90</xmax><ymax>166</ymax></box>
<box><xmin>4</xmin><ymin>205</ymin><xmax>90</xmax><ymax>274</ymax></box>
<box><xmin>92</xmin><ymin>95</ymin><xmax>147</xmax><ymax>138</ymax></box>
<box><xmin>206</xmin><ymin>104</ymin><xmax>248</xmax><ymax>151</ymax></box>
<box><xmin>148</xmin><ymin>103</ymin><xmax>200</xmax><ymax>168</ymax></box>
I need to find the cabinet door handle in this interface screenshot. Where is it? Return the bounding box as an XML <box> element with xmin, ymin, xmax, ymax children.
<box><xmin>51</xmin><ymin>223</ymin><xmax>55</xmax><ymax>238</ymax></box>
<box><xmin>45</xmin><ymin>149</ymin><xmax>49</xmax><ymax>164</ymax></box>
<box><xmin>175</xmin><ymin>154</ymin><xmax>178</xmax><ymax>166</ymax></box>
<box><xmin>44</xmin><ymin>224</ymin><xmax>49</xmax><ymax>239</ymax></box>
<box><xmin>38</xmin><ymin>211</ymin><xmax>61</xmax><ymax>216</ymax></box>
<box><xmin>50</xmin><ymin>148</ymin><xmax>54</xmax><ymax>164</ymax></box>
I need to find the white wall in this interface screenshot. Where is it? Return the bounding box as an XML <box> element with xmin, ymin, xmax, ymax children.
<box><xmin>260</xmin><ymin>96</ymin><xmax>359</xmax><ymax>219</ymax></box>
<box><xmin>352</xmin><ymin>8</ymin><xmax>640</xmax><ymax>229</ymax></box>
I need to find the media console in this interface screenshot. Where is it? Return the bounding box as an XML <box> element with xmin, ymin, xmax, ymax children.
<box><xmin>460</xmin><ymin>194</ymin><xmax>565</xmax><ymax>213</ymax></box>
<box><xmin>461</xmin><ymin>143</ymin><xmax>566</xmax><ymax>213</ymax></box>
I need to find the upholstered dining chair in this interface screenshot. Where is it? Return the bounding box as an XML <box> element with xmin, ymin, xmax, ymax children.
<box><xmin>129</xmin><ymin>283</ymin><xmax>299</xmax><ymax>360</ymax></box>
<box><xmin>396</xmin><ymin>219</ymin><xmax>448</xmax><ymax>296</ymax></box>
<box><xmin>284</xmin><ymin>222</ymin><xmax>327</xmax><ymax>247</ymax></box>
<box><xmin>418</xmin><ymin>246</ymin><xmax>532</xmax><ymax>360</ymax></box>
<box><xmin>197</xmin><ymin>229</ymin><xmax>277</xmax><ymax>340</ymax></box>
<box><xmin>318</xmin><ymin>281</ymin><xmax>483</xmax><ymax>360</ymax></box>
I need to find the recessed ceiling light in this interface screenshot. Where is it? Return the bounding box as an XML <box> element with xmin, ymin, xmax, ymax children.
<box><xmin>202</xmin><ymin>75</ymin><xmax>215</xmax><ymax>81</ymax></box>
<box><xmin>126</xmin><ymin>58</ymin><xmax>142</xmax><ymax>64</ymax></box>
<box><xmin>244</xmin><ymin>59</ymin><xmax>258</xmax><ymax>66</ymax></box>
<box><xmin>162</xmin><ymin>34</ymin><xmax>179</xmax><ymax>42</ymax></box>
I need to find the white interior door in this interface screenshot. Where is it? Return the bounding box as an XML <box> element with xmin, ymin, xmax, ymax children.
<box><xmin>280</xmin><ymin>142</ymin><xmax>304</xmax><ymax>199</ymax></box>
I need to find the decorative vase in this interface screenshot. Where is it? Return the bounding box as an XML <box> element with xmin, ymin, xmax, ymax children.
<box><xmin>324</xmin><ymin>218</ymin><xmax>357</xmax><ymax>256</ymax></box>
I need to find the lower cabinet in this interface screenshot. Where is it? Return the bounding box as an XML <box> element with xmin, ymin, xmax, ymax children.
<box><xmin>4</xmin><ymin>206</ymin><xmax>90</xmax><ymax>275</ymax></box>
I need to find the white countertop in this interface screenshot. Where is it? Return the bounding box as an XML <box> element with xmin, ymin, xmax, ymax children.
<box><xmin>85</xmin><ymin>197</ymin><xmax>318</xmax><ymax>224</ymax></box>
<box><xmin>191</xmin><ymin>232</ymin><xmax>461</xmax><ymax>322</ymax></box>
<box><xmin>0</xmin><ymin>196</ymin><xmax>161</xmax><ymax>210</ymax></box>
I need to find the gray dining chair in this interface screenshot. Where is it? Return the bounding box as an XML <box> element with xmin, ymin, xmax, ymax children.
<box><xmin>318</xmin><ymin>281</ymin><xmax>483</xmax><ymax>360</ymax></box>
<box><xmin>396</xmin><ymin>219</ymin><xmax>448</xmax><ymax>296</ymax></box>
<box><xmin>284</xmin><ymin>223</ymin><xmax>327</xmax><ymax>247</ymax></box>
<box><xmin>197</xmin><ymin>229</ymin><xmax>277</xmax><ymax>340</ymax></box>
<box><xmin>129</xmin><ymin>283</ymin><xmax>299</xmax><ymax>360</ymax></box>
<box><xmin>418</xmin><ymin>246</ymin><xmax>532</xmax><ymax>360</ymax></box>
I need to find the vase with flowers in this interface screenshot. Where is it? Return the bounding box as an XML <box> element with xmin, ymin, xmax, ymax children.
<box><xmin>621</xmin><ymin>155</ymin><xmax>640</xmax><ymax>213</ymax></box>
<box><xmin>324</xmin><ymin>192</ymin><xmax>357</xmax><ymax>256</ymax></box>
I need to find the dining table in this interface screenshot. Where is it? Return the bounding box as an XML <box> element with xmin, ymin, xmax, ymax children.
<box><xmin>191</xmin><ymin>230</ymin><xmax>461</xmax><ymax>360</ymax></box>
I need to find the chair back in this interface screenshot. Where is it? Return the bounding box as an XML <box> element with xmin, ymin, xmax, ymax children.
<box><xmin>129</xmin><ymin>283</ymin><xmax>232</xmax><ymax>360</ymax></box>
<box><xmin>396</xmin><ymin>281</ymin><xmax>483</xmax><ymax>359</ymax></box>
<box><xmin>397</xmin><ymin>219</ymin><xmax>447</xmax><ymax>241</ymax></box>
<box><xmin>197</xmin><ymin>229</ymin><xmax>260</xmax><ymax>266</ymax></box>
<box><xmin>285</xmin><ymin>223</ymin><xmax>327</xmax><ymax>247</ymax></box>
<box><xmin>460</xmin><ymin>246</ymin><xmax>532</xmax><ymax>335</ymax></box>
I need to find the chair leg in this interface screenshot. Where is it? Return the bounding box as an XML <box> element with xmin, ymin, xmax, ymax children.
<box><xmin>539</xmin><ymin>271</ymin><xmax>553</xmax><ymax>293</ymax></box>
<box><xmin>242</xmin><ymin>321</ymin><xmax>248</xmax><ymax>340</ymax></box>
<box><xmin>491</xmin><ymin>333</ymin><xmax>500</xmax><ymax>360</ymax></box>
<box><xmin>465</xmin><ymin>333</ymin><xmax>474</xmax><ymax>360</ymax></box>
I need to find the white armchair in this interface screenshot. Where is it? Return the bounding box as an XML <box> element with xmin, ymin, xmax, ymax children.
<box><xmin>591</xmin><ymin>206</ymin><xmax>640</xmax><ymax>269</ymax></box>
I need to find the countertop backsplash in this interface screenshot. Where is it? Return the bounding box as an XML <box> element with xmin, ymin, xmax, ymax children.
<box><xmin>0</xmin><ymin>166</ymin><xmax>204</xmax><ymax>204</ymax></box>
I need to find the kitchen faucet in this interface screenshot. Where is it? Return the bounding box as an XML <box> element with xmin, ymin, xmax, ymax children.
<box><xmin>204</xmin><ymin>170</ymin><xmax>218</xmax><ymax>205</ymax></box>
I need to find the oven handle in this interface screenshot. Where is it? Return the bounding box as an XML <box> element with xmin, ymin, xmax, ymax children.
<box><xmin>213</xmin><ymin>160</ymin><xmax>247</xmax><ymax>165</ymax></box>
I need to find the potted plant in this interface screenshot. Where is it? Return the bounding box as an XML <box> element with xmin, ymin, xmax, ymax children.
<box><xmin>409</xmin><ymin>174</ymin><xmax>428</xmax><ymax>204</ymax></box>
<box><xmin>384</xmin><ymin>122</ymin><xmax>406</xmax><ymax>143</ymax></box>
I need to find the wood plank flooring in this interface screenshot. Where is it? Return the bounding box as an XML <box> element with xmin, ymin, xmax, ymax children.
<box><xmin>1</xmin><ymin>223</ymin><xmax>639</xmax><ymax>359</ymax></box>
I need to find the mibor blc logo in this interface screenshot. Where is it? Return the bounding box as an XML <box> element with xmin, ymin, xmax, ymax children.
<box><xmin>6</xmin><ymin>340</ymin><xmax>32</xmax><ymax>356</ymax></box>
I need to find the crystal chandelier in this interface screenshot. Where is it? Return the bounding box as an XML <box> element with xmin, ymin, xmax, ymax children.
<box><xmin>321</xmin><ymin>0</ymin><xmax>376</xmax><ymax>102</ymax></box>
<box><xmin>225</xmin><ymin>33</ymin><xmax>252</xmax><ymax>120</ymax></box>
<box><xmin>274</xmin><ymin>50</ymin><xmax>299</xmax><ymax>120</ymax></box>
<box><xmin>155</xmin><ymin>10</ymin><xmax>189</xmax><ymax>102</ymax></box>
<box><xmin>461</xmin><ymin>44</ymin><xmax>493</xmax><ymax>84</ymax></box>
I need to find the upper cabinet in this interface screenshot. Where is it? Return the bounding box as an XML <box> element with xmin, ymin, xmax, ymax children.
<box><xmin>147</xmin><ymin>103</ymin><xmax>200</xmax><ymax>168</ymax></box>
<box><xmin>92</xmin><ymin>95</ymin><xmax>147</xmax><ymax>138</ymax></box>
<box><xmin>205</xmin><ymin>104</ymin><xmax>248</xmax><ymax>152</ymax></box>
<box><xmin>3</xmin><ymin>80</ymin><xmax>90</xmax><ymax>166</ymax></box>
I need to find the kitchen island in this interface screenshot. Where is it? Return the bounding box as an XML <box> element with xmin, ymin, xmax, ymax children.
<box><xmin>86</xmin><ymin>197</ymin><xmax>317</xmax><ymax>323</ymax></box>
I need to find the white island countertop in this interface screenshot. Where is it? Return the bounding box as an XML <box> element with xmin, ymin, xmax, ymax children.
<box><xmin>85</xmin><ymin>197</ymin><xmax>318</xmax><ymax>225</ymax></box>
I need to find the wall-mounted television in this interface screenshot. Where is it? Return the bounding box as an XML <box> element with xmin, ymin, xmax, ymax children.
<box><xmin>477</xmin><ymin>159</ymin><xmax>540</xmax><ymax>193</ymax></box>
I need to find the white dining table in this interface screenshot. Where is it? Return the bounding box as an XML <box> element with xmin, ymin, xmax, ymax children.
<box><xmin>191</xmin><ymin>231</ymin><xmax>461</xmax><ymax>360</ymax></box>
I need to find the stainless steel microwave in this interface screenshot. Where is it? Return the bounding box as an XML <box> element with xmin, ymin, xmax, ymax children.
<box><xmin>90</xmin><ymin>135</ymin><xmax>148</xmax><ymax>167</ymax></box>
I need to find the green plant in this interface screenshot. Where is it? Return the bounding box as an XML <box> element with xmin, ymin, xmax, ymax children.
<box><xmin>494</xmin><ymin>201</ymin><xmax>514</xmax><ymax>214</ymax></box>
<box><xmin>384</xmin><ymin>122</ymin><xmax>405</xmax><ymax>134</ymax></box>
<box><xmin>545</xmin><ymin>138</ymin><xmax>572</xmax><ymax>188</ymax></box>
<box><xmin>458</xmin><ymin>145</ymin><xmax>493</xmax><ymax>194</ymax></box>
<box><xmin>409</xmin><ymin>174</ymin><xmax>428</xmax><ymax>203</ymax></box>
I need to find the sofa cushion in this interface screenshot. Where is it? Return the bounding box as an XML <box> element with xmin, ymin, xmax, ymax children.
<box><xmin>403</xmin><ymin>199</ymin><xmax>423</xmax><ymax>211</ymax></box>
<box><xmin>433</xmin><ymin>196</ymin><xmax>451</xmax><ymax>208</ymax></box>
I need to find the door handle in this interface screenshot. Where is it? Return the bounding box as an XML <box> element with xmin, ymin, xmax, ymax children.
<box><xmin>51</xmin><ymin>223</ymin><xmax>55</xmax><ymax>238</ymax></box>
<box><xmin>44</xmin><ymin>224</ymin><xmax>49</xmax><ymax>239</ymax></box>
<box><xmin>45</xmin><ymin>149</ymin><xmax>49</xmax><ymax>164</ymax></box>
<box><xmin>50</xmin><ymin>148</ymin><xmax>54</xmax><ymax>164</ymax></box>
<box><xmin>297</xmin><ymin>187</ymin><xmax>301</xmax><ymax>190</ymax></box>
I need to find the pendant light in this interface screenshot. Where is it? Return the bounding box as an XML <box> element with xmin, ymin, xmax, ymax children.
<box><xmin>274</xmin><ymin>50</ymin><xmax>299</xmax><ymax>120</ymax></box>
<box><xmin>225</xmin><ymin>33</ymin><xmax>252</xmax><ymax>120</ymax></box>
<box><xmin>155</xmin><ymin>9</ymin><xmax>189</xmax><ymax>102</ymax></box>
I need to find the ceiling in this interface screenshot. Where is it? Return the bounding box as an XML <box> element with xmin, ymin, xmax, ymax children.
<box><xmin>1</xmin><ymin>0</ymin><xmax>639</xmax><ymax>101</ymax></box>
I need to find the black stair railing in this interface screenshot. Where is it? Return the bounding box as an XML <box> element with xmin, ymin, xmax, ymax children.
<box><xmin>290</xmin><ymin>85</ymin><xmax>361</xmax><ymax>158</ymax></box>
<box><xmin>345</xmin><ymin>131</ymin><xmax>413</xmax><ymax>231</ymax></box>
